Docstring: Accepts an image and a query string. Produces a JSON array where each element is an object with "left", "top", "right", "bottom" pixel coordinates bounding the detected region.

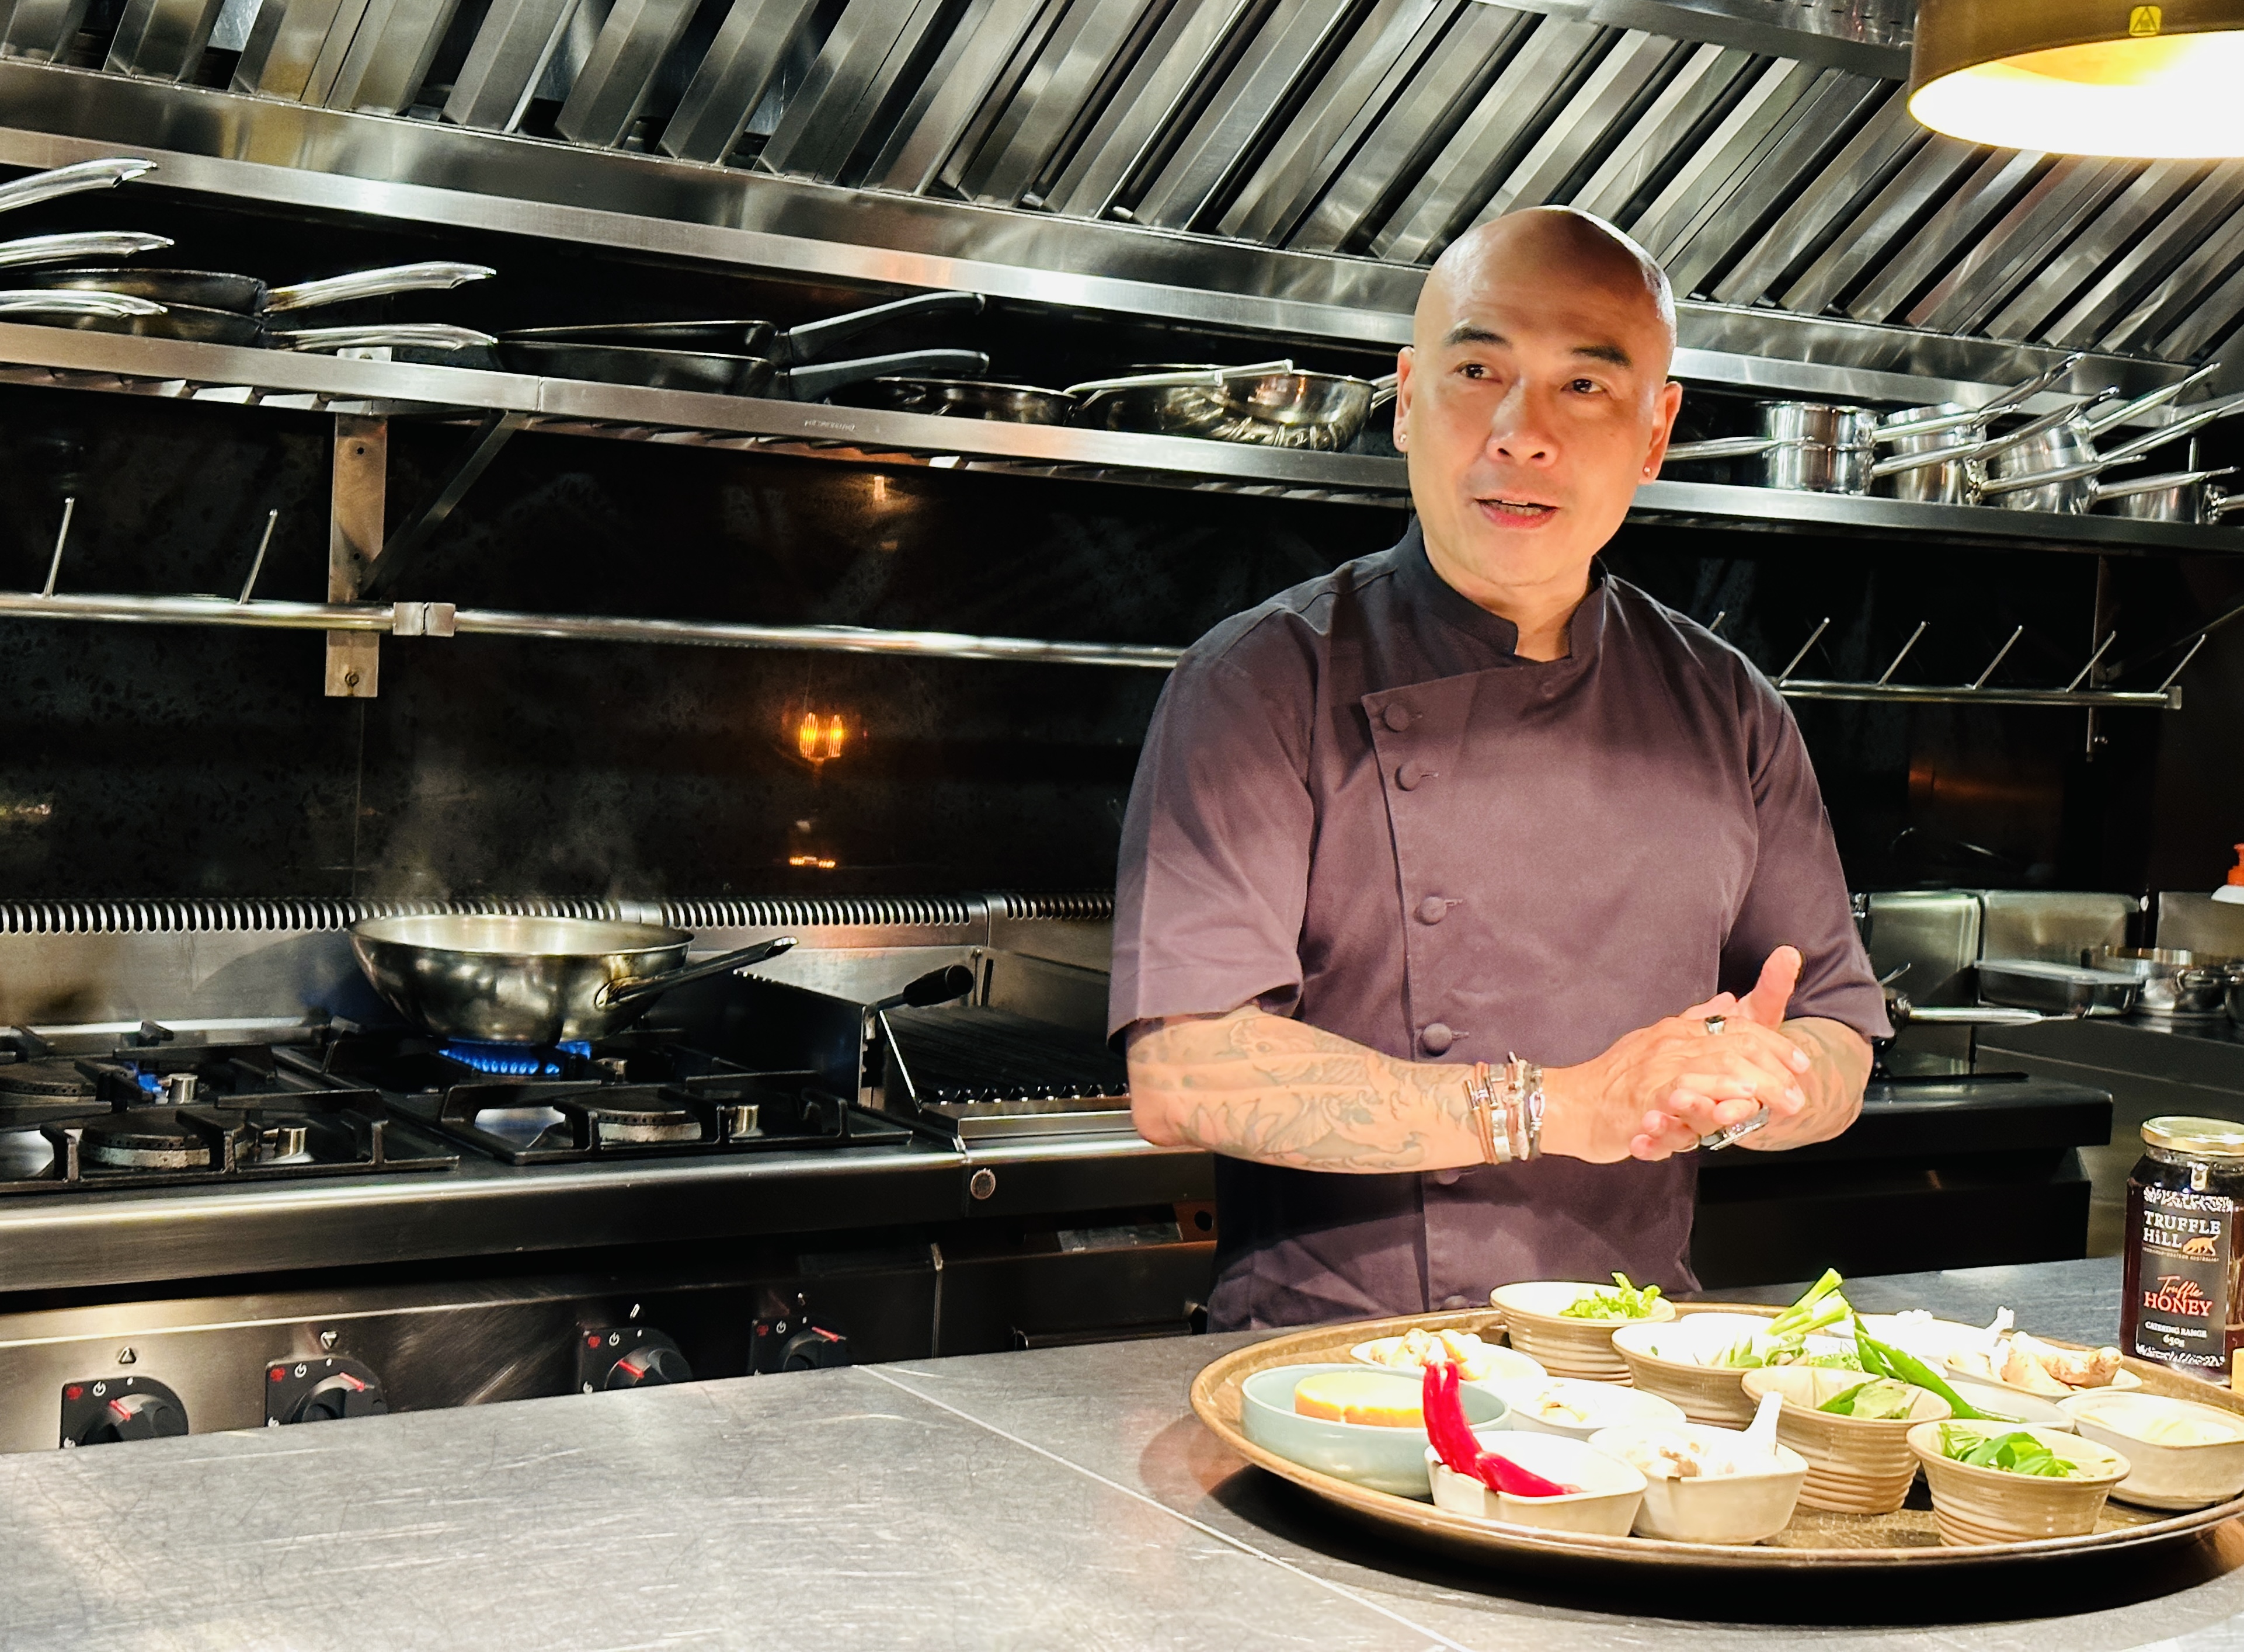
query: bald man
[{"left": 1108, "top": 209, "right": 1888, "bottom": 1329}]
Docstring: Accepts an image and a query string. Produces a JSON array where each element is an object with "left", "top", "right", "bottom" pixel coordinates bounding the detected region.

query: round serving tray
[{"left": 1189, "top": 1303, "right": 2244, "bottom": 1571}]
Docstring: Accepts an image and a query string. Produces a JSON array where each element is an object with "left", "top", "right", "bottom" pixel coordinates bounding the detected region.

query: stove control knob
[
  {"left": 61, "top": 1376, "right": 189, "bottom": 1447},
  {"left": 292, "top": 1371, "right": 388, "bottom": 1423},
  {"left": 604, "top": 1345, "right": 692, "bottom": 1389}
]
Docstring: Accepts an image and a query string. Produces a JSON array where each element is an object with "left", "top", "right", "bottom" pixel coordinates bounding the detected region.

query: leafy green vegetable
[
  {"left": 1766, "top": 1269, "right": 1854, "bottom": 1339},
  {"left": 1852, "top": 1316, "right": 1992, "bottom": 1422},
  {"left": 1817, "top": 1377, "right": 1915, "bottom": 1419},
  {"left": 1937, "top": 1425, "right": 2081, "bottom": 1478},
  {"left": 1558, "top": 1272, "right": 1665, "bottom": 1321}
]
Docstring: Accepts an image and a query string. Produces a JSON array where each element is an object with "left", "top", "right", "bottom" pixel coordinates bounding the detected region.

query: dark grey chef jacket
[{"left": 1109, "top": 523, "right": 1889, "bottom": 1331}]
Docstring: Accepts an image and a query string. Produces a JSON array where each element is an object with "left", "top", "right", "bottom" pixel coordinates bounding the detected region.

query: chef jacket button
[
  {"left": 1396, "top": 760, "right": 1428, "bottom": 790},
  {"left": 1382, "top": 704, "right": 1413, "bottom": 732},
  {"left": 1416, "top": 895, "right": 1448, "bottom": 925},
  {"left": 1420, "top": 1022, "right": 1453, "bottom": 1055},
  {"left": 1439, "top": 1295, "right": 1471, "bottom": 1309},
  {"left": 1432, "top": 1170, "right": 1462, "bottom": 1188}
]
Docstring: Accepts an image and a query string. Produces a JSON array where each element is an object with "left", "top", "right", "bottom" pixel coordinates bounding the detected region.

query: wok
[
  {"left": 349, "top": 914, "right": 799, "bottom": 1044},
  {"left": 1066, "top": 361, "right": 1400, "bottom": 450},
  {"left": 16, "top": 259, "right": 494, "bottom": 316},
  {"left": 503, "top": 290, "right": 984, "bottom": 366},
  {"left": 499, "top": 340, "right": 989, "bottom": 400},
  {"left": 829, "top": 375, "right": 1080, "bottom": 424}
]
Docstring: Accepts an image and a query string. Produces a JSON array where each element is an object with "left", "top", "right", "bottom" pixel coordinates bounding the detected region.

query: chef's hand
[{"left": 1540, "top": 948, "right": 1812, "bottom": 1164}]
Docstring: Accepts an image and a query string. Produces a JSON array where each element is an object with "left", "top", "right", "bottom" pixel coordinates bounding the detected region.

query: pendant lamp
[{"left": 1909, "top": 1, "right": 2244, "bottom": 157}]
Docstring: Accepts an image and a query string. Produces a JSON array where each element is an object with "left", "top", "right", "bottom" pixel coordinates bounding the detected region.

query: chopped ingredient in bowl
[
  {"left": 1936, "top": 1425, "right": 2084, "bottom": 1477},
  {"left": 1363, "top": 1327, "right": 1506, "bottom": 1383},
  {"left": 1422, "top": 1361, "right": 1579, "bottom": 1497},
  {"left": 1815, "top": 1377, "right": 1917, "bottom": 1420},
  {"left": 1295, "top": 1370, "right": 1422, "bottom": 1427},
  {"left": 2075, "top": 1403, "right": 2244, "bottom": 1446},
  {"left": 1518, "top": 1385, "right": 1598, "bottom": 1426},
  {"left": 1953, "top": 1333, "right": 2123, "bottom": 1395},
  {"left": 1557, "top": 1272, "right": 1665, "bottom": 1320},
  {"left": 1713, "top": 1269, "right": 1859, "bottom": 1368},
  {"left": 1605, "top": 1430, "right": 1765, "bottom": 1480}
]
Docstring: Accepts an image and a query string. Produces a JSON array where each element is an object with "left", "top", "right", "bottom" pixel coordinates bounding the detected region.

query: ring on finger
[{"left": 1703, "top": 1014, "right": 1727, "bottom": 1035}]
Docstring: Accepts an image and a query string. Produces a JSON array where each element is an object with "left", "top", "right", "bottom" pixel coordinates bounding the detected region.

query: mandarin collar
[{"left": 1392, "top": 520, "right": 1609, "bottom": 666}]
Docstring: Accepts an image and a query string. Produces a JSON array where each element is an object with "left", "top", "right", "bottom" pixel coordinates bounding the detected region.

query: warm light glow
[
  {"left": 787, "top": 855, "right": 839, "bottom": 870},
  {"left": 1911, "top": 31, "right": 2244, "bottom": 156},
  {"left": 795, "top": 711, "right": 822, "bottom": 762},
  {"left": 824, "top": 715, "right": 846, "bottom": 760}
]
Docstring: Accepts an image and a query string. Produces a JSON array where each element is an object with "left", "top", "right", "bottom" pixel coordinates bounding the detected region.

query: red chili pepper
[{"left": 1420, "top": 1361, "right": 1577, "bottom": 1499}]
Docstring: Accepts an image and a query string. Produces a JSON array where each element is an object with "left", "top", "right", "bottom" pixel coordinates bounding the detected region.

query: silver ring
[
  {"left": 1703, "top": 1014, "right": 1727, "bottom": 1035},
  {"left": 1700, "top": 1104, "right": 1771, "bottom": 1152}
]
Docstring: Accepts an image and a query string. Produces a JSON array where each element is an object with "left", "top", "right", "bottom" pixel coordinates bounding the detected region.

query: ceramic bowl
[
  {"left": 1908, "top": 1421, "right": 2131, "bottom": 1544},
  {"left": 1349, "top": 1334, "right": 1546, "bottom": 1387},
  {"left": 1425, "top": 1432, "right": 1648, "bottom": 1535},
  {"left": 1741, "top": 1366, "right": 1952, "bottom": 1514},
  {"left": 1586, "top": 1422, "right": 1809, "bottom": 1544},
  {"left": 1856, "top": 1314, "right": 1993, "bottom": 1368},
  {"left": 1611, "top": 1315, "right": 1846, "bottom": 1425},
  {"left": 1489, "top": 1281, "right": 1678, "bottom": 1380},
  {"left": 2059, "top": 1390, "right": 2244, "bottom": 1510},
  {"left": 1947, "top": 1377, "right": 2075, "bottom": 1434},
  {"left": 1945, "top": 1345, "right": 2142, "bottom": 1399},
  {"left": 1491, "top": 1375, "right": 1685, "bottom": 1443},
  {"left": 1239, "top": 1364, "right": 1507, "bottom": 1499}
]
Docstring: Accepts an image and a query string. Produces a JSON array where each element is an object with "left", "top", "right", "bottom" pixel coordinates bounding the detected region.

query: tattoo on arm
[
  {"left": 1742, "top": 1015, "right": 1871, "bottom": 1149},
  {"left": 1126, "top": 1008, "right": 1483, "bottom": 1173}
]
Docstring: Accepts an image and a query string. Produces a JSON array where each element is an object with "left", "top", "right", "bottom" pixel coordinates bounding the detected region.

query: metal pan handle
[
  {"left": 2094, "top": 465, "right": 2238, "bottom": 502},
  {"left": 779, "top": 290, "right": 984, "bottom": 366},
  {"left": 1976, "top": 457, "right": 2108, "bottom": 498},
  {"left": 1063, "top": 360, "right": 1295, "bottom": 396},
  {"left": 0, "top": 231, "right": 172, "bottom": 269},
  {"left": 0, "top": 158, "right": 156, "bottom": 215},
  {"left": 274, "top": 324, "right": 497, "bottom": 352},
  {"left": 1369, "top": 371, "right": 1400, "bottom": 410},
  {"left": 262, "top": 262, "right": 497, "bottom": 314},
  {"left": 1661, "top": 435, "right": 1784, "bottom": 464},
  {"left": 0, "top": 289, "right": 164, "bottom": 317},
  {"left": 2079, "top": 360, "right": 2222, "bottom": 441},
  {"left": 2097, "top": 392, "right": 2244, "bottom": 467},
  {"left": 597, "top": 934, "right": 798, "bottom": 1009},
  {"left": 790, "top": 348, "right": 988, "bottom": 402}
]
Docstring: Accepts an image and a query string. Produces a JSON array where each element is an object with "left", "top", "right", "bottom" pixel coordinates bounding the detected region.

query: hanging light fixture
[{"left": 1910, "top": 1, "right": 2244, "bottom": 157}]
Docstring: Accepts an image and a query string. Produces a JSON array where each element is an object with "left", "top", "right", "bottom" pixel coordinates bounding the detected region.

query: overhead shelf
[{"left": 0, "top": 322, "right": 2238, "bottom": 555}]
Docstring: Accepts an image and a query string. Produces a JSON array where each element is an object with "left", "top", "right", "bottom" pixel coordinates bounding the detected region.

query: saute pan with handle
[
  {"left": 16, "top": 259, "right": 494, "bottom": 318},
  {"left": 349, "top": 914, "right": 800, "bottom": 1044},
  {"left": 501, "top": 289, "right": 983, "bottom": 366},
  {"left": 500, "top": 340, "right": 990, "bottom": 400}
]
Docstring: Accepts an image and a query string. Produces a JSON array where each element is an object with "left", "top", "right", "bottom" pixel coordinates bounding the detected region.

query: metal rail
[{"left": 0, "top": 585, "right": 2187, "bottom": 706}]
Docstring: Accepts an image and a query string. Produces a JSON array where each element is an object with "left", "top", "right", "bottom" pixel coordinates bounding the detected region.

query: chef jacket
[{"left": 1109, "top": 523, "right": 1889, "bottom": 1331}]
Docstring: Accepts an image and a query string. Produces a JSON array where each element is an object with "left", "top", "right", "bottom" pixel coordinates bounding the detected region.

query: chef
[{"left": 1109, "top": 207, "right": 1890, "bottom": 1330}]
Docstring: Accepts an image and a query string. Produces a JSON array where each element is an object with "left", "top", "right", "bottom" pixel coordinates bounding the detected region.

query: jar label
[{"left": 2134, "top": 1185, "right": 2234, "bottom": 1371}]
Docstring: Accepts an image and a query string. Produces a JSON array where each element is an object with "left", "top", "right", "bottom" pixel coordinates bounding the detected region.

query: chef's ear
[
  {"left": 1641, "top": 378, "right": 1683, "bottom": 478},
  {"left": 1393, "top": 346, "right": 1414, "bottom": 451}
]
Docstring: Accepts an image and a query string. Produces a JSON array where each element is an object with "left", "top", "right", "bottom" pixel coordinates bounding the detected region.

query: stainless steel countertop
[
  {"left": 0, "top": 1129, "right": 1215, "bottom": 1294},
  {"left": 0, "top": 1255, "right": 2237, "bottom": 1648}
]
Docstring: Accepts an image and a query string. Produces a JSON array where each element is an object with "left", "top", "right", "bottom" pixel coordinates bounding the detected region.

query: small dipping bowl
[
  {"left": 2059, "top": 1390, "right": 2244, "bottom": 1510},
  {"left": 1493, "top": 1375, "right": 1686, "bottom": 1443},
  {"left": 1741, "top": 1366, "right": 1951, "bottom": 1514},
  {"left": 1350, "top": 1334, "right": 1545, "bottom": 1387},
  {"left": 1587, "top": 1422, "right": 1809, "bottom": 1544},
  {"left": 1490, "top": 1280, "right": 1678, "bottom": 1381},
  {"left": 1425, "top": 1432, "right": 1648, "bottom": 1536},
  {"left": 1908, "top": 1420, "right": 2130, "bottom": 1543},
  {"left": 1240, "top": 1363, "right": 1507, "bottom": 1499}
]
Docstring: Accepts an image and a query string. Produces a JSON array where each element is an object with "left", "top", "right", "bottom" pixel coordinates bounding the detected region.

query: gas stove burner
[
  {"left": 78, "top": 1111, "right": 213, "bottom": 1170},
  {"left": 582, "top": 1100, "right": 701, "bottom": 1145},
  {"left": 439, "top": 1040, "right": 593, "bottom": 1077},
  {"left": 0, "top": 1059, "right": 95, "bottom": 1098}
]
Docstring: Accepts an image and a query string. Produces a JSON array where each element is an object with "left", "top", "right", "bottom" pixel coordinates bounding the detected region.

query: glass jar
[{"left": 2123, "top": 1115, "right": 2244, "bottom": 1379}]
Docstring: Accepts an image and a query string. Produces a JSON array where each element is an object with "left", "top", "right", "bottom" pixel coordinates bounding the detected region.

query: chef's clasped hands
[{"left": 1539, "top": 945, "right": 1815, "bottom": 1165}]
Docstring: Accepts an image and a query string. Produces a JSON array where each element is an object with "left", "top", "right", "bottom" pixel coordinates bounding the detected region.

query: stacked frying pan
[{"left": 0, "top": 156, "right": 497, "bottom": 356}]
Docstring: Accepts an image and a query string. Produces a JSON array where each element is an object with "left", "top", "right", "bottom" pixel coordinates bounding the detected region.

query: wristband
[{"left": 1462, "top": 1062, "right": 1511, "bottom": 1164}]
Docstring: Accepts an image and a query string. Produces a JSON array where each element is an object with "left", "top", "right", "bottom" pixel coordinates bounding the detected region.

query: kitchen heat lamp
[{"left": 1909, "top": 1, "right": 2244, "bottom": 157}]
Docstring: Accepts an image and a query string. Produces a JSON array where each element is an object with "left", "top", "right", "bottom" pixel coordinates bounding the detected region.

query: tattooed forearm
[
  {"left": 1737, "top": 1016, "right": 1870, "bottom": 1149},
  {"left": 1126, "top": 1007, "right": 1484, "bottom": 1173}
]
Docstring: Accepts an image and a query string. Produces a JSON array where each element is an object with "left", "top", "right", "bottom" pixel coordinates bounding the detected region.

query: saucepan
[
  {"left": 349, "top": 914, "right": 800, "bottom": 1044},
  {"left": 2090, "top": 946, "right": 2233, "bottom": 1018},
  {"left": 2104, "top": 467, "right": 2244, "bottom": 524},
  {"left": 1066, "top": 361, "right": 1400, "bottom": 450},
  {"left": 1661, "top": 394, "right": 2097, "bottom": 495},
  {"left": 1984, "top": 373, "right": 2244, "bottom": 514}
]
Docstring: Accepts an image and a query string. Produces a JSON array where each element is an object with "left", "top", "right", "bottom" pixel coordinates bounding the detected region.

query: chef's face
[{"left": 1395, "top": 210, "right": 1682, "bottom": 601}]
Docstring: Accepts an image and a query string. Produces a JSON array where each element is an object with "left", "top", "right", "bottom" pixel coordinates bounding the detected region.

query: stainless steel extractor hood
[{"left": 0, "top": 0, "right": 2234, "bottom": 389}]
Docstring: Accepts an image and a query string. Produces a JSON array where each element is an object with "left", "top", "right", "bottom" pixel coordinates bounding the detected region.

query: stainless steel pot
[
  {"left": 1662, "top": 402, "right": 2020, "bottom": 495},
  {"left": 2103, "top": 466, "right": 2244, "bottom": 524},
  {"left": 1066, "top": 361, "right": 1400, "bottom": 451},
  {"left": 2094, "top": 945, "right": 2233, "bottom": 1018},
  {"left": 1987, "top": 370, "right": 2244, "bottom": 513},
  {"left": 348, "top": 914, "right": 798, "bottom": 1044}
]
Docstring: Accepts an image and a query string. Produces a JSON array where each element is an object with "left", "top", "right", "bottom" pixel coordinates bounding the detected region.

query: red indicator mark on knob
[
  {"left": 64, "top": 1385, "right": 81, "bottom": 1401},
  {"left": 269, "top": 1367, "right": 285, "bottom": 1382}
]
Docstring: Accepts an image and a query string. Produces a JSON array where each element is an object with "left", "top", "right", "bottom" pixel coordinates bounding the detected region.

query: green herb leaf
[
  {"left": 1937, "top": 1425, "right": 2080, "bottom": 1477},
  {"left": 1557, "top": 1272, "right": 1665, "bottom": 1320},
  {"left": 1818, "top": 1377, "right": 1912, "bottom": 1419},
  {"left": 1853, "top": 1316, "right": 1988, "bottom": 1421}
]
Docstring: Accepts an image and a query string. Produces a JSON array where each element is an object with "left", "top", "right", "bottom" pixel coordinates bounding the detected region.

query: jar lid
[{"left": 2143, "top": 1116, "right": 2244, "bottom": 1157}]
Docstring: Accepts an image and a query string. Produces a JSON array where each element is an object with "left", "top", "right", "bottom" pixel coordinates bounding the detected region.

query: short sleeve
[
  {"left": 1108, "top": 636, "right": 1317, "bottom": 1039},
  {"left": 1718, "top": 683, "right": 1893, "bottom": 1041}
]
